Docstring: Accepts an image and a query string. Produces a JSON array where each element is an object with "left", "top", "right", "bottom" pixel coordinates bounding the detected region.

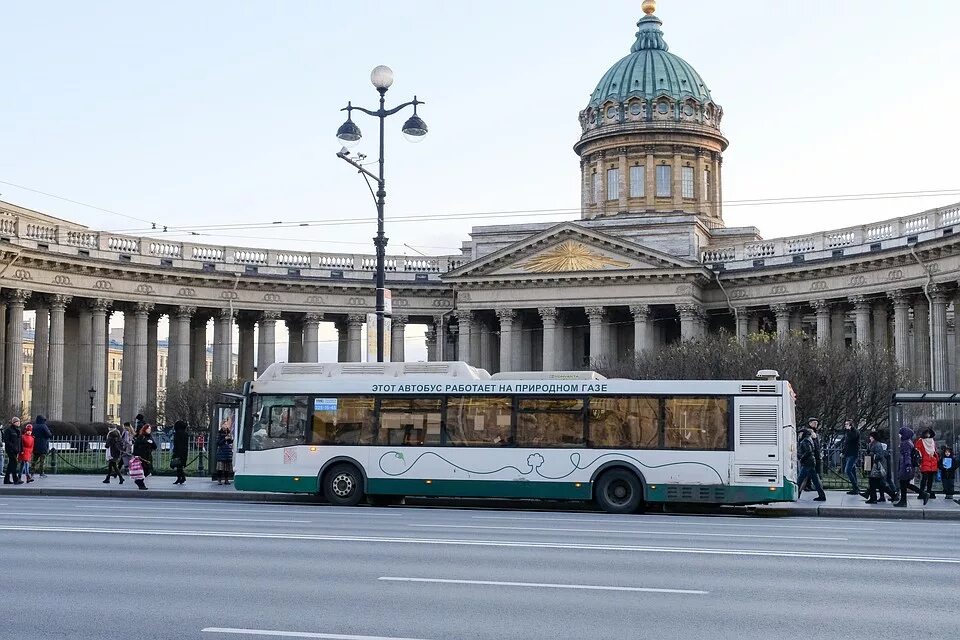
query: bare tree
[{"left": 159, "top": 379, "right": 243, "bottom": 430}]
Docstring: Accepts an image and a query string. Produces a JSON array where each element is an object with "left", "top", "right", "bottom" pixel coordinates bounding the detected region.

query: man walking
[
  {"left": 31, "top": 415, "right": 52, "bottom": 478},
  {"left": 841, "top": 419, "right": 861, "bottom": 495},
  {"left": 2, "top": 416, "right": 24, "bottom": 484},
  {"left": 798, "top": 425, "right": 827, "bottom": 501}
]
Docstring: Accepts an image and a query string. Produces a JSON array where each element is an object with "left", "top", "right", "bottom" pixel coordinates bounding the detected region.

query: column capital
[
  {"left": 770, "top": 303, "right": 790, "bottom": 316},
  {"left": 929, "top": 283, "right": 948, "bottom": 304},
  {"left": 887, "top": 290, "right": 911, "bottom": 307},
  {"left": 347, "top": 314, "right": 365, "bottom": 326},
  {"left": 133, "top": 301, "right": 153, "bottom": 315},
  {"left": 629, "top": 303, "right": 650, "bottom": 319},
  {"left": 392, "top": 314, "right": 408, "bottom": 328},
  {"left": 219, "top": 307, "right": 236, "bottom": 320},
  {"left": 585, "top": 306, "right": 605, "bottom": 320},
  {"left": 304, "top": 312, "right": 323, "bottom": 323},
  {"left": 538, "top": 307, "right": 558, "bottom": 322},
  {"left": 89, "top": 298, "right": 113, "bottom": 313},
  {"left": 811, "top": 299, "right": 830, "bottom": 313},
  {"left": 676, "top": 303, "right": 703, "bottom": 319},
  {"left": 261, "top": 310, "right": 281, "bottom": 322},
  {"left": 495, "top": 308, "right": 516, "bottom": 323},
  {"left": 848, "top": 295, "right": 871, "bottom": 310},
  {"left": 176, "top": 305, "right": 197, "bottom": 319},
  {"left": 4, "top": 289, "right": 32, "bottom": 306},
  {"left": 424, "top": 327, "right": 437, "bottom": 344},
  {"left": 48, "top": 294, "right": 72, "bottom": 310},
  {"left": 454, "top": 309, "right": 474, "bottom": 323}
]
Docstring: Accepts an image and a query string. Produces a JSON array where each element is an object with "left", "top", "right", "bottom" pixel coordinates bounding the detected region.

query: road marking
[
  {"left": 2, "top": 524, "right": 958, "bottom": 564},
  {"left": 470, "top": 515, "right": 876, "bottom": 531},
  {"left": 378, "top": 576, "right": 708, "bottom": 594},
  {"left": 0, "top": 511, "right": 309, "bottom": 523},
  {"left": 408, "top": 524, "right": 846, "bottom": 541},
  {"left": 202, "top": 628, "right": 432, "bottom": 640}
]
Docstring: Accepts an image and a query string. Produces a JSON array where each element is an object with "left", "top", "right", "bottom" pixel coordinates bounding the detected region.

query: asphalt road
[{"left": 1, "top": 496, "right": 956, "bottom": 640}]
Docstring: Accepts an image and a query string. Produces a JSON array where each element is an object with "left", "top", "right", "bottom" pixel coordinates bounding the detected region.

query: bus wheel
[
  {"left": 595, "top": 468, "right": 643, "bottom": 514},
  {"left": 323, "top": 464, "right": 364, "bottom": 506}
]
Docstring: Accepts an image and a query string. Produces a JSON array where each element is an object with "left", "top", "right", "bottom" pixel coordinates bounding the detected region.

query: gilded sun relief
[{"left": 519, "top": 240, "right": 631, "bottom": 273}]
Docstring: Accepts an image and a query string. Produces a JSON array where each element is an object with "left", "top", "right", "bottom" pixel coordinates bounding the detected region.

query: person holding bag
[
  {"left": 129, "top": 455, "right": 147, "bottom": 490},
  {"left": 103, "top": 425, "right": 124, "bottom": 485},
  {"left": 864, "top": 432, "right": 896, "bottom": 503},
  {"left": 171, "top": 420, "right": 188, "bottom": 485}
]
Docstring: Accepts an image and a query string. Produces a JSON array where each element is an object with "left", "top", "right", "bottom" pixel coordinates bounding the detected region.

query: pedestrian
[
  {"left": 103, "top": 425, "right": 124, "bottom": 485},
  {"left": 797, "top": 427, "right": 827, "bottom": 501},
  {"left": 2, "top": 417, "right": 23, "bottom": 484},
  {"left": 939, "top": 446, "right": 956, "bottom": 499},
  {"left": 797, "top": 418, "right": 824, "bottom": 495},
  {"left": 135, "top": 414, "right": 145, "bottom": 432},
  {"left": 19, "top": 424, "right": 34, "bottom": 483},
  {"left": 864, "top": 431, "right": 896, "bottom": 503},
  {"left": 915, "top": 428, "right": 939, "bottom": 505},
  {"left": 31, "top": 415, "right": 52, "bottom": 478},
  {"left": 840, "top": 419, "right": 861, "bottom": 495},
  {"left": 171, "top": 420, "right": 188, "bottom": 485},
  {"left": 133, "top": 424, "right": 157, "bottom": 478},
  {"left": 215, "top": 425, "right": 234, "bottom": 485},
  {"left": 894, "top": 427, "right": 917, "bottom": 507},
  {"left": 128, "top": 455, "right": 147, "bottom": 490},
  {"left": 120, "top": 422, "right": 134, "bottom": 471}
]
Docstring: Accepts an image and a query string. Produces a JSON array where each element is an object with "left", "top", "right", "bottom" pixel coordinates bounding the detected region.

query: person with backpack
[
  {"left": 215, "top": 425, "right": 234, "bottom": 485},
  {"left": 864, "top": 431, "right": 897, "bottom": 503},
  {"left": 31, "top": 415, "right": 52, "bottom": 478},
  {"left": 915, "top": 428, "right": 939, "bottom": 504},
  {"left": 103, "top": 426, "right": 124, "bottom": 485},
  {"left": 840, "top": 419, "right": 861, "bottom": 495},
  {"left": 894, "top": 427, "right": 918, "bottom": 507},
  {"left": 939, "top": 446, "right": 956, "bottom": 500},
  {"left": 797, "top": 428, "right": 826, "bottom": 501},
  {"left": 18, "top": 424, "right": 34, "bottom": 483},
  {"left": 171, "top": 420, "right": 188, "bottom": 485},
  {"left": 3, "top": 416, "right": 23, "bottom": 484}
]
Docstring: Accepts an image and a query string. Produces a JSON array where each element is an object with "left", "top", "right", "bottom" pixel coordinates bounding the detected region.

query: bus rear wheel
[
  {"left": 595, "top": 468, "right": 643, "bottom": 514},
  {"left": 323, "top": 464, "right": 364, "bottom": 506}
]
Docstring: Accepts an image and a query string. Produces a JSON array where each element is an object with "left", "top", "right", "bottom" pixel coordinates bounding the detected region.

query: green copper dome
[{"left": 588, "top": 13, "right": 715, "bottom": 108}]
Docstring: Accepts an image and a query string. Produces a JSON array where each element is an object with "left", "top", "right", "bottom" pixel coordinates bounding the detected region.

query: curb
[{"left": 0, "top": 487, "right": 320, "bottom": 504}]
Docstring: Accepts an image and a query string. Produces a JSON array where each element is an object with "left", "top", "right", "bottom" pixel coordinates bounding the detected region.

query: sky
[{"left": 3, "top": 0, "right": 959, "bottom": 361}]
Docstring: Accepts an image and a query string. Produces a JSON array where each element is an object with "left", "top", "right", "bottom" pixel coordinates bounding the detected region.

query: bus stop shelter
[{"left": 889, "top": 392, "right": 960, "bottom": 485}]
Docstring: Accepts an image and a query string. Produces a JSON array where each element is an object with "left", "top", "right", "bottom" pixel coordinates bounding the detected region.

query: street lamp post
[
  {"left": 88, "top": 387, "right": 96, "bottom": 423},
  {"left": 336, "top": 65, "right": 428, "bottom": 362}
]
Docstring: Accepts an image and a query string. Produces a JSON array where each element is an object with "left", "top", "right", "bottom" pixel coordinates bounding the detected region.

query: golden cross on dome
[{"left": 642, "top": 0, "right": 657, "bottom": 15}]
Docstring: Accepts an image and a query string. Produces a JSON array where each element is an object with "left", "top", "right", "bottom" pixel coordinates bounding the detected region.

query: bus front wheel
[
  {"left": 595, "top": 468, "right": 643, "bottom": 514},
  {"left": 323, "top": 464, "right": 364, "bottom": 506}
]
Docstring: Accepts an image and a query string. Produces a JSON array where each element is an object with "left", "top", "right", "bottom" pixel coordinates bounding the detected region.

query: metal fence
[{"left": 39, "top": 434, "right": 211, "bottom": 476}]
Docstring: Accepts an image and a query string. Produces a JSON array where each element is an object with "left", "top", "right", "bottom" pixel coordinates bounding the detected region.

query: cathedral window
[
  {"left": 629, "top": 165, "right": 644, "bottom": 197},
  {"left": 682, "top": 166, "right": 694, "bottom": 198},
  {"left": 606, "top": 168, "right": 619, "bottom": 200},
  {"left": 655, "top": 165, "right": 671, "bottom": 197}
]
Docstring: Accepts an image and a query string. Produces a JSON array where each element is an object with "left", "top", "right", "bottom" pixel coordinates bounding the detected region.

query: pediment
[{"left": 444, "top": 222, "right": 696, "bottom": 280}]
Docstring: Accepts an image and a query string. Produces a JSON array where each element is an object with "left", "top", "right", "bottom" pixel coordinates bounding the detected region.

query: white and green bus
[{"left": 233, "top": 362, "right": 798, "bottom": 513}]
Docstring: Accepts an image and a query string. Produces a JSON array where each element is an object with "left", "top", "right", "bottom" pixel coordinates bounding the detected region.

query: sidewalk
[{"left": 1, "top": 474, "right": 958, "bottom": 519}]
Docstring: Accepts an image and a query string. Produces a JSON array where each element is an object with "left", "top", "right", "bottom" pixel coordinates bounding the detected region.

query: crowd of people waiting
[
  {"left": 797, "top": 416, "right": 957, "bottom": 507},
  {"left": 2, "top": 413, "right": 235, "bottom": 490}
]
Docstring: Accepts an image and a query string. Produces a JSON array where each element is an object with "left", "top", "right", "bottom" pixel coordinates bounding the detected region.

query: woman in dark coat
[
  {"left": 215, "top": 425, "right": 234, "bottom": 485},
  {"left": 31, "top": 415, "right": 52, "bottom": 478},
  {"left": 132, "top": 424, "right": 157, "bottom": 478},
  {"left": 171, "top": 421, "right": 189, "bottom": 485},
  {"left": 894, "top": 427, "right": 915, "bottom": 507}
]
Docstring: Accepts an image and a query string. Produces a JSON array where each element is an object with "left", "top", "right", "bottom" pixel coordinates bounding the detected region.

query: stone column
[
  {"left": 629, "top": 304, "right": 650, "bottom": 354},
  {"left": 678, "top": 304, "right": 702, "bottom": 342},
  {"left": 736, "top": 309, "right": 749, "bottom": 345},
  {"left": 671, "top": 146, "right": 683, "bottom": 207},
  {"left": 811, "top": 300, "right": 830, "bottom": 347},
  {"left": 455, "top": 310, "right": 473, "bottom": 364},
  {"left": 120, "top": 310, "right": 134, "bottom": 421},
  {"left": 173, "top": 307, "right": 194, "bottom": 383},
  {"left": 772, "top": 304, "right": 790, "bottom": 340},
  {"left": 90, "top": 299, "right": 110, "bottom": 422},
  {"left": 257, "top": 310, "right": 279, "bottom": 373},
  {"left": 336, "top": 319, "right": 348, "bottom": 362},
  {"left": 0, "top": 302, "right": 7, "bottom": 405},
  {"left": 346, "top": 314, "right": 364, "bottom": 362},
  {"left": 831, "top": 306, "right": 846, "bottom": 348},
  {"left": 585, "top": 307, "right": 606, "bottom": 363},
  {"left": 237, "top": 314, "right": 256, "bottom": 379},
  {"left": 303, "top": 313, "right": 321, "bottom": 363},
  {"left": 214, "top": 309, "right": 235, "bottom": 379},
  {"left": 75, "top": 305, "right": 93, "bottom": 421},
  {"left": 286, "top": 316, "right": 303, "bottom": 363},
  {"left": 130, "top": 302, "right": 152, "bottom": 419},
  {"left": 712, "top": 154, "right": 722, "bottom": 219},
  {"left": 146, "top": 313, "right": 159, "bottom": 408},
  {"left": 888, "top": 291, "right": 911, "bottom": 369},
  {"left": 434, "top": 316, "right": 448, "bottom": 361},
  {"left": 850, "top": 296, "right": 872, "bottom": 346},
  {"left": 166, "top": 312, "right": 180, "bottom": 390},
  {"left": 46, "top": 295, "right": 71, "bottom": 420},
  {"left": 4, "top": 290, "right": 29, "bottom": 414},
  {"left": 448, "top": 323, "right": 460, "bottom": 362},
  {"left": 644, "top": 146, "right": 655, "bottom": 209},
  {"left": 873, "top": 300, "right": 890, "bottom": 351},
  {"left": 425, "top": 326, "right": 437, "bottom": 362},
  {"left": 789, "top": 310, "right": 803, "bottom": 334},
  {"left": 694, "top": 149, "right": 705, "bottom": 214},
  {"left": 32, "top": 305, "right": 50, "bottom": 418},
  {"left": 479, "top": 322, "right": 493, "bottom": 371},
  {"left": 913, "top": 296, "right": 931, "bottom": 386},
  {"left": 539, "top": 307, "right": 558, "bottom": 371},
  {"left": 930, "top": 286, "right": 948, "bottom": 391},
  {"left": 496, "top": 309, "right": 516, "bottom": 373},
  {"left": 391, "top": 315, "right": 407, "bottom": 363},
  {"left": 190, "top": 315, "right": 208, "bottom": 382},
  {"left": 617, "top": 152, "right": 628, "bottom": 212}
]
